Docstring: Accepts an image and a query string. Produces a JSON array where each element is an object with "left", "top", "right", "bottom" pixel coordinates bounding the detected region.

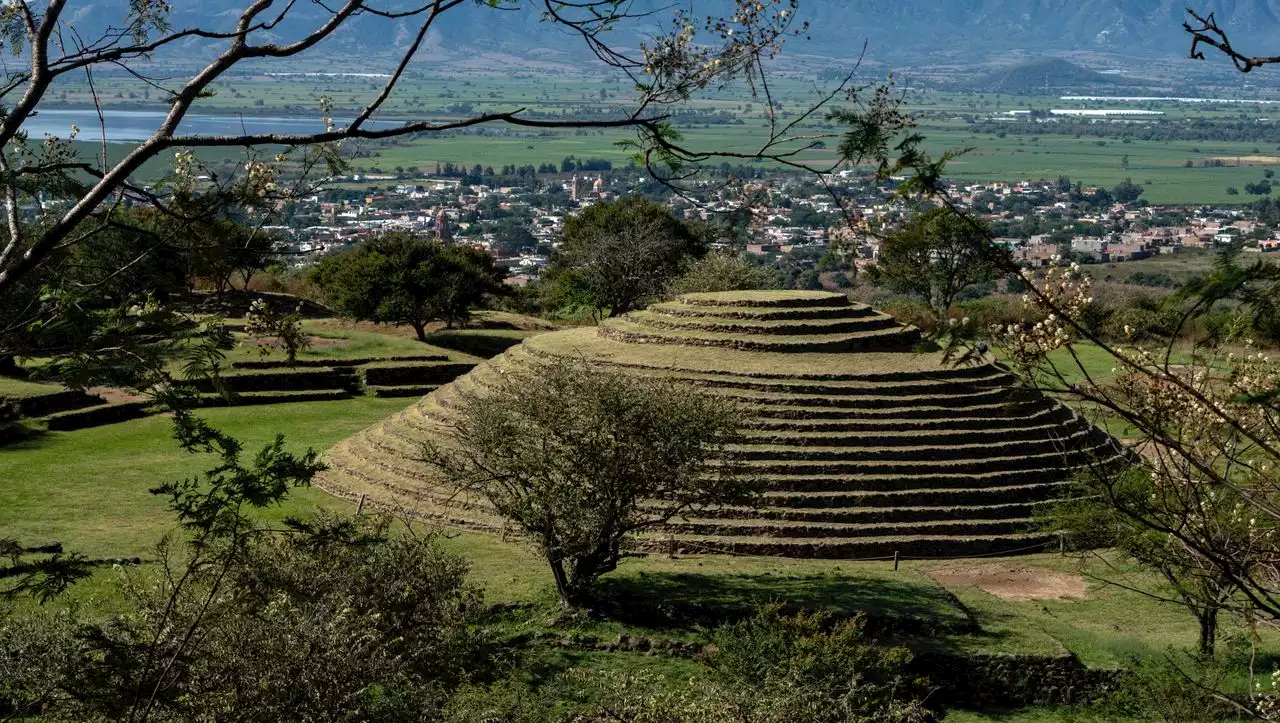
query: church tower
[{"left": 433, "top": 207, "right": 453, "bottom": 244}]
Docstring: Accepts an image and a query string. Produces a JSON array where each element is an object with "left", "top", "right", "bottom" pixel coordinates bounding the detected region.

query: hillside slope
[{"left": 60, "top": 0, "right": 1280, "bottom": 64}]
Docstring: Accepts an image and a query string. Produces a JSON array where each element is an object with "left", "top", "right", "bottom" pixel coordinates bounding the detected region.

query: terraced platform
[{"left": 318, "top": 291, "right": 1123, "bottom": 559}]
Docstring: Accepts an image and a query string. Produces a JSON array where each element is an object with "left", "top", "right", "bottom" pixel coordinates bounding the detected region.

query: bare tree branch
[{"left": 1185, "top": 8, "right": 1280, "bottom": 73}]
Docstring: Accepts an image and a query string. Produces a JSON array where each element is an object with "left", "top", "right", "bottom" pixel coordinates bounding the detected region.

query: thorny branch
[{"left": 1185, "top": 8, "right": 1280, "bottom": 73}]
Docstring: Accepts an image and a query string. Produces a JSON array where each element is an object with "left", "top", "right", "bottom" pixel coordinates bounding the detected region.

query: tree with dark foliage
[
  {"left": 310, "top": 234, "right": 505, "bottom": 341},
  {"left": 547, "top": 195, "right": 708, "bottom": 316}
]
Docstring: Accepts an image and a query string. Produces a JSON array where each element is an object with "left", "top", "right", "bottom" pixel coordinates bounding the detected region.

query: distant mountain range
[{"left": 65, "top": 1, "right": 1280, "bottom": 66}]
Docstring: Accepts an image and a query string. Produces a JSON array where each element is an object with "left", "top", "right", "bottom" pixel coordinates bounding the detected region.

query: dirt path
[{"left": 925, "top": 563, "right": 1088, "bottom": 601}]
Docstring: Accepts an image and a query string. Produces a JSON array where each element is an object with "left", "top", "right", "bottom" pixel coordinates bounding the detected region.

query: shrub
[
  {"left": 955, "top": 296, "right": 1025, "bottom": 332},
  {"left": 0, "top": 516, "right": 490, "bottom": 722},
  {"left": 665, "top": 253, "right": 777, "bottom": 297},
  {"left": 1083, "top": 651, "right": 1242, "bottom": 721},
  {"left": 705, "top": 606, "right": 939, "bottom": 723},
  {"left": 444, "top": 608, "right": 938, "bottom": 723}
]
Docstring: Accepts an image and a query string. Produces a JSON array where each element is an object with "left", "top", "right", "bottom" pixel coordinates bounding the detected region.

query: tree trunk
[
  {"left": 930, "top": 287, "right": 949, "bottom": 330},
  {"left": 548, "top": 556, "right": 576, "bottom": 609},
  {"left": 411, "top": 322, "right": 427, "bottom": 342},
  {"left": 1197, "top": 607, "right": 1218, "bottom": 657}
]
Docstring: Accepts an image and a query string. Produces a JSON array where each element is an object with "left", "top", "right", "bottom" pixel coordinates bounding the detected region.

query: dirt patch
[
  {"left": 925, "top": 564, "right": 1087, "bottom": 601},
  {"left": 87, "top": 386, "right": 148, "bottom": 404},
  {"left": 1212, "top": 155, "right": 1280, "bottom": 164},
  {"left": 248, "top": 335, "right": 350, "bottom": 349}
]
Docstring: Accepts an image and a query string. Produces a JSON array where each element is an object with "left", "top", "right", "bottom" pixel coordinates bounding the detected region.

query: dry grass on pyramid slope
[{"left": 317, "top": 291, "right": 1123, "bottom": 559}]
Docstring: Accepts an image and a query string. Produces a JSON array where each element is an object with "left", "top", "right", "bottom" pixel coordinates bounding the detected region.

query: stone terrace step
[
  {"left": 710, "top": 385, "right": 1038, "bottom": 410},
  {"left": 759, "top": 482, "right": 1075, "bottom": 508},
  {"left": 662, "top": 516, "right": 1034, "bottom": 539},
  {"left": 491, "top": 344, "right": 1016, "bottom": 395},
  {"left": 728, "top": 430, "right": 1096, "bottom": 462},
  {"left": 658, "top": 372, "right": 1017, "bottom": 398},
  {"left": 496, "top": 350, "right": 1018, "bottom": 396},
  {"left": 12, "top": 389, "right": 104, "bottom": 417},
  {"left": 521, "top": 336, "right": 1007, "bottom": 383},
  {"left": 366, "top": 384, "right": 441, "bottom": 398},
  {"left": 648, "top": 301, "right": 878, "bottom": 321},
  {"left": 747, "top": 467, "right": 1077, "bottom": 492},
  {"left": 195, "top": 389, "right": 353, "bottom": 407},
  {"left": 745, "top": 399, "right": 1056, "bottom": 420},
  {"left": 642, "top": 532, "right": 1056, "bottom": 559},
  {"left": 709, "top": 500, "right": 1040, "bottom": 525},
  {"left": 231, "top": 354, "right": 450, "bottom": 370},
  {"left": 678, "top": 290, "right": 851, "bottom": 308},
  {"left": 743, "top": 406, "right": 1072, "bottom": 432},
  {"left": 599, "top": 319, "right": 921, "bottom": 354},
  {"left": 738, "top": 448, "right": 1112, "bottom": 476},
  {"left": 624, "top": 310, "right": 902, "bottom": 337},
  {"left": 737, "top": 422, "right": 1086, "bottom": 447},
  {"left": 43, "top": 401, "right": 152, "bottom": 431}
]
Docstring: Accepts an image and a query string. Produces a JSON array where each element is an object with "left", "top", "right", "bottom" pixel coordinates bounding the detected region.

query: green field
[{"left": 44, "top": 70, "right": 1280, "bottom": 204}]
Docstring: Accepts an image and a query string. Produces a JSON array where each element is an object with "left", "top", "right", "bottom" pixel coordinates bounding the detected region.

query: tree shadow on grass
[
  {"left": 0, "top": 425, "right": 48, "bottom": 451},
  {"left": 424, "top": 330, "right": 526, "bottom": 359},
  {"left": 591, "top": 570, "right": 983, "bottom": 641}
]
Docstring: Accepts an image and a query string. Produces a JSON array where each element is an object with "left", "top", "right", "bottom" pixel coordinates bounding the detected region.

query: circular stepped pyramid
[{"left": 318, "top": 291, "right": 1122, "bottom": 559}]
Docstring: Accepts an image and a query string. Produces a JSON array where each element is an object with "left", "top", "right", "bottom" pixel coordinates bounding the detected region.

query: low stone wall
[
  {"left": 914, "top": 651, "right": 1126, "bottom": 707},
  {"left": 14, "top": 390, "right": 101, "bottom": 417},
  {"left": 44, "top": 400, "right": 151, "bottom": 431},
  {"left": 187, "top": 368, "right": 357, "bottom": 393},
  {"left": 359, "top": 363, "right": 475, "bottom": 386},
  {"left": 231, "top": 354, "right": 448, "bottom": 370}
]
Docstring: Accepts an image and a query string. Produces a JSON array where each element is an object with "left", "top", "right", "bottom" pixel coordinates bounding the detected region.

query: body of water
[{"left": 23, "top": 108, "right": 408, "bottom": 143}]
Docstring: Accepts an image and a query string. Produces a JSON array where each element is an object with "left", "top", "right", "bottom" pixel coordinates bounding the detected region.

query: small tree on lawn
[
  {"left": 311, "top": 234, "right": 503, "bottom": 341},
  {"left": 1052, "top": 466, "right": 1244, "bottom": 658},
  {"left": 421, "top": 358, "right": 749, "bottom": 608},
  {"left": 867, "top": 207, "right": 1006, "bottom": 327},
  {"left": 243, "top": 299, "right": 310, "bottom": 365},
  {"left": 1002, "top": 260, "right": 1274, "bottom": 660}
]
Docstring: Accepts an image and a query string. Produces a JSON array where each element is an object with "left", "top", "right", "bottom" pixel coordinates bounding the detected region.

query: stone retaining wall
[{"left": 914, "top": 651, "right": 1126, "bottom": 707}]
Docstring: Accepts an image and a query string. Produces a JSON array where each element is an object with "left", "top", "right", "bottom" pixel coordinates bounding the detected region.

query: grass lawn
[
  {"left": 4, "top": 396, "right": 1277, "bottom": 723},
  {"left": 0, "top": 395, "right": 1272, "bottom": 723},
  {"left": 0, "top": 397, "right": 410, "bottom": 556},
  {"left": 223, "top": 318, "right": 478, "bottom": 365},
  {"left": 3, "top": 397, "right": 1272, "bottom": 666},
  {"left": 0, "top": 376, "right": 65, "bottom": 398}
]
